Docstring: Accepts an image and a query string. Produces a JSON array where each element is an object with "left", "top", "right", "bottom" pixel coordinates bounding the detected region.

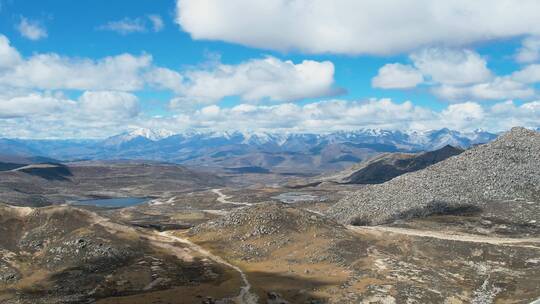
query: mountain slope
[
  {"left": 328, "top": 127, "right": 540, "bottom": 225},
  {"left": 187, "top": 201, "right": 540, "bottom": 303},
  {"left": 0, "top": 161, "right": 225, "bottom": 207},
  {"left": 345, "top": 145, "right": 463, "bottom": 184},
  {"left": 0, "top": 204, "right": 238, "bottom": 303},
  {"left": 311, "top": 145, "right": 463, "bottom": 185}
]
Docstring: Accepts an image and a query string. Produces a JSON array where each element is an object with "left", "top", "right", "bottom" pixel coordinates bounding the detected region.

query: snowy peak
[
  {"left": 103, "top": 128, "right": 175, "bottom": 146},
  {"left": 126, "top": 128, "right": 175, "bottom": 141}
]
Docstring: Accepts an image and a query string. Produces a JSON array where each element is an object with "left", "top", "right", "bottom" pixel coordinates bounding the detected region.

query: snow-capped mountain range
[
  {"left": 1, "top": 127, "right": 501, "bottom": 173},
  {"left": 104, "top": 128, "right": 496, "bottom": 151},
  {"left": 104, "top": 127, "right": 497, "bottom": 149}
]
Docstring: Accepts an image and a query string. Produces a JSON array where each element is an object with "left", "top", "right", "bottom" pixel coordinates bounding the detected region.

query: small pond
[{"left": 74, "top": 197, "right": 149, "bottom": 208}]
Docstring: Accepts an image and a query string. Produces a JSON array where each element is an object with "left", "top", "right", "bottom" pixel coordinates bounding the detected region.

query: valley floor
[{"left": 1, "top": 185, "right": 539, "bottom": 303}]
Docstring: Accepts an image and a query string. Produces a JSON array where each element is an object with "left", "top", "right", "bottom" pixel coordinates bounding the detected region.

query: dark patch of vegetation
[
  {"left": 396, "top": 201, "right": 483, "bottom": 221},
  {"left": 19, "top": 164, "right": 73, "bottom": 181},
  {"left": 226, "top": 166, "right": 270, "bottom": 174},
  {"left": 330, "top": 155, "right": 361, "bottom": 163}
]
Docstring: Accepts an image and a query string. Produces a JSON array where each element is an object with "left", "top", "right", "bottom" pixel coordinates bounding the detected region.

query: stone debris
[{"left": 328, "top": 127, "right": 540, "bottom": 225}]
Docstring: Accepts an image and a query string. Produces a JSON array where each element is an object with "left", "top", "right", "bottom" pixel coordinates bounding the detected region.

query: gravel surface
[{"left": 328, "top": 127, "right": 540, "bottom": 225}]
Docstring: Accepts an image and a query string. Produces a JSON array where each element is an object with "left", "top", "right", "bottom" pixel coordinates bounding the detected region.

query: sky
[{"left": 1, "top": 0, "right": 540, "bottom": 138}]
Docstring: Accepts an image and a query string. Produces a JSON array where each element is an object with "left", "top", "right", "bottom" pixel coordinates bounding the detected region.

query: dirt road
[{"left": 348, "top": 225, "right": 540, "bottom": 249}]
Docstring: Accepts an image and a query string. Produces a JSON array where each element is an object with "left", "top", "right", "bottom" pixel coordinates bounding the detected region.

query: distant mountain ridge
[
  {"left": 89, "top": 127, "right": 498, "bottom": 148},
  {"left": 297, "top": 145, "right": 464, "bottom": 186},
  {"left": 0, "top": 127, "right": 500, "bottom": 173}
]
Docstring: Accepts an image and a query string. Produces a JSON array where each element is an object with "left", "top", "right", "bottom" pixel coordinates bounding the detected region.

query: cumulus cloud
[
  {"left": 145, "top": 67, "right": 184, "bottom": 92},
  {"left": 176, "top": 0, "right": 540, "bottom": 55},
  {"left": 0, "top": 36, "right": 152, "bottom": 91},
  {"left": 374, "top": 48, "right": 537, "bottom": 102},
  {"left": 516, "top": 36, "right": 540, "bottom": 63},
  {"left": 0, "top": 91, "right": 139, "bottom": 120},
  {"left": 372, "top": 63, "right": 423, "bottom": 89},
  {"left": 511, "top": 64, "right": 540, "bottom": 84},
  {"left": 433, "top": 78, "right": 535, "bottom": 101},
  {"left": 165, "top": 99, "right": 540, "bottom": 134},
  {"left": 0, "top": 52, "right": 152, "bottom": 91},
  {"left": 438, "top": 102, "right": 485, "bottom": 130},
  {"left": 169, "top": 56, "right": 338, "bottom": 105},
  {"left": 79, "top": 91, "right": 140, "bottom": 119},
  {"left": 0, "top": 93, "right": 75, "bottom": 118},
  {"left": 0, "top": 36, "right": 336, "bottom": 105},
  {"left": 0, "top": 91, "right": 141, "bottom": 138},
  {"left": 0, "top": 35, "right": 21, "bottom": 69},
  {"left": 99, "top": 15, "right": 165, "bottom": 34},
  {"left": 410, "top": 48, "right": 492, "bottom": 85},
  {"left": 2, "top": 96, "right": 540, "bottom": 138},
  {"left": 171, "top": 99, "right": 435, "bottom": 132},
  {"left": 16, "top": 17, "right": 47, "bottom": 40}
]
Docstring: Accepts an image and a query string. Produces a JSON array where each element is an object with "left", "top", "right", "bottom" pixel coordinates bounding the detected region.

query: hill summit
[{"left": 328, "top": 127, "right": 540, "bottom": 225}]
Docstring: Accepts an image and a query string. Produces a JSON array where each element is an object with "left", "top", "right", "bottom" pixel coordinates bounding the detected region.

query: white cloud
[
  {"left": 0, "top": 93, "right": 75, "bottom": 118},
  {"left": 516, "top": 36, "right": 540, "bottom": 63},
  {"left": 433, "top": 78, "right": 535, "bottom": 101},
  {"left": 98, "top": 18, "right": 146, "bottom": 34},
  {"left": 3, "top": 96, "right": 540, "bottom": 138},
  {"left": 145, "top": 67, "right": 184, "bottom": 92},
  {"left": 176, "top": 0, "right": 540, "bottom": 55},
  {"left": 148, "top": 15, "right": 164, "bottom": 32},
  {"left": 0, "top": 91, "right": 141, "bottom": 138},
  {"left": 174, "top": 99, "right": 431, "bottom": 132},
  {"left": 0, "top": 36, "right": 338, "bottom": 105},
  {"left": 0, "top": 35, "right": 152, "bottom": 91},
  {"left": 373, "top": 48, "right": 538, "bottom": 102},
  {"left": 0, "top": 35, "right": 21, "bottom": 69},
  {"left": 99, "top": 15, "right": 165, "bottom": 35},
  {"left": 170, "top": 56, "right": 338, "bottom": 105},
  {"left": 410, "top": 48, "right": 492, "bottom": 85},
  {"left": 439, "top": 102, "right": 485, "bottom": 130},
  {"left": 0, "top": 91, "right": 139, "bottom": 120},
  {"left": 488, "top": 100, "right": 540, "bottom": 131},
  {"left": 372, "top": 63, "right": 423, "bottom": 89},
  {"left": 511, "top": 64, "right": 540, "bottom": 84},
  {"left": 79, "top": 91, "right": 140, "bottom": 119},
  {"left": 1, "top": 53, "right": 152, "bottom": 91},
  {"left": 16, "top": 17, "right": 47, "bottom": 41},
  {"left": 169, "top": 99, "right": 540, "bottom": 134}
]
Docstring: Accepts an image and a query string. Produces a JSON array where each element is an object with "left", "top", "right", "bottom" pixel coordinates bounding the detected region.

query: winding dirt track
[
  {"left": 212, "top": 189, "right": 253, "bottom": 206},
  {"left": 348, "top": 225, "right": 540, "bottom": 249},
  {"left": 90, "top": 209, "right": 258, "bottom": 304},
  {"left": 158, "top": 231, "right": 259, "bottom": 304}
]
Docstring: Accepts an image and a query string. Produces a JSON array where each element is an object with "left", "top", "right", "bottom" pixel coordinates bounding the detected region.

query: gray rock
[{"left": 327, "top": 127, "right": 540, "bottom": 225}]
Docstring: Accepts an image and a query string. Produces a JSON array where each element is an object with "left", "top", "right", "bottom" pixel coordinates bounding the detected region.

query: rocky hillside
[
  {"left": 328, "top": 127, "right": 540, "bottom": 225},
  {"left": 190, "top": 202, "right": 359, "bottom": 263},
  {"left": 0, "top": 204, "right": 236, "bottom": 304},
  {"left": 188, "top": 202, "right": 540, "bottom": 303}
]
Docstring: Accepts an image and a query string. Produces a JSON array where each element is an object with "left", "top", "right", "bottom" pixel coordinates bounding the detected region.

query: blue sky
[{"left": 1, "top": 0, "right": 540, "bottom": 138}]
